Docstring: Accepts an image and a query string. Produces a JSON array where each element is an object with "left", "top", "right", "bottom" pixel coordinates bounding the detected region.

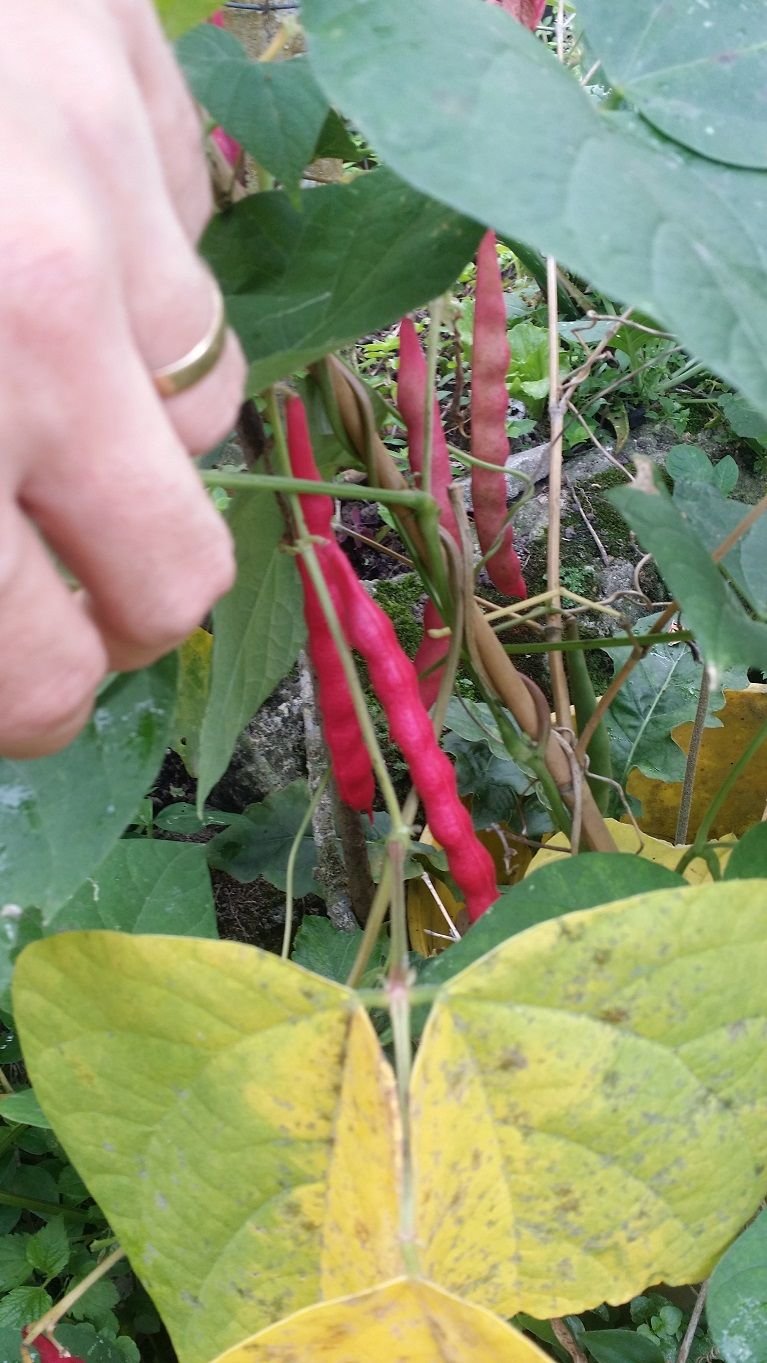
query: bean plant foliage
[{"left": 4, "top": 3, "right": 767, "bottom": 1363}]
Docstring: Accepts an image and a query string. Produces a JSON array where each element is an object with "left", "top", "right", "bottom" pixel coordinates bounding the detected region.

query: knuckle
[{"left": 4, "top": 204, "right": 105, "bottom": 336}]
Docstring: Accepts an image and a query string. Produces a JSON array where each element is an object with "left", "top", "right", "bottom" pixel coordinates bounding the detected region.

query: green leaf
[
  {"left": 610, "top": 479, "right": 767, "bottom": 676},
  {"left": 25, "top": 1218, "right": 69, "bottom": 1280},
  {"left": 291, "top": 917, "right": 387, "bottom": 985},
  {"left": 418, "top": 852, "right": 683, "bottom": 992},
  {"left": 312, "top": 109, "right": 368, "bottom": 164},
  {"left": 206, "top": 781, "right": 319, "bottom": 897},
  {"left": 0, "top": 910, "right": 42, "bottom": 1015},
  {"left": 719, "top": 393, "right": 767, "bottom": 445},
  {"left": 13, "top": 933, "right": 388, "bottom": 1363},
  {"left": 714, "top": 456, "right": 740, "bottom": 495},
  {"left": 577, "top": 0, "right": 767, "bottom": 169},
  {"left": 203, "top": 168, "right": 482, "bottom": 393},
  {"left": 171, "top": 628, "right": 212, "bottom": 778},
  {"left": 581, "top": 1329, "right": 665, "bottom": 1363},
  {"left": 56, "top": 1323, "right": 137, "bottom": 1363},
  {"left": 669, "top": 481, "right": 767, "bottom": 617},
  {"left": 0, "top": 1237, "right": 32, "bottom": 1292},
  {"left": 177, "top": 29, "right": 328, "bottom": 191},
  {"left": 197, "top": 492, "right": 305, "bottom": 809},
  {"left": 605, "top": 613, "right": 744, "bottom": 786},
  {"left": 50, "top": 840, "right": 217, "bottom": 939},
  {"left": 708, "top": 1209, "right": 767, "bottom": 1363},
  {"left": 414, "top": 880, "right": 767, "bottom": 1317},
  {"left": 725, "top": 824, "right": 767, "bottom": 881},
  {"left": 666, "top": 444, "right": 715, "bottom": 485},
  {"left": 153, "top": 0, "right": 215, "bottom": 40},
  {"left": 0, "top": 1089, "right": 50, "bottom": 1129},
  {"left": 302, "top": 0, "right": 767, "bottom": 422},
  {"left": 70, "top": 1278, "right": 120, "bottom": 1330},
  {"left": 0, "top": 658, "right": 176, "bottom": 916},
  {"left": 0, "top": 1286, "right": 51, "bottom": 1329}
]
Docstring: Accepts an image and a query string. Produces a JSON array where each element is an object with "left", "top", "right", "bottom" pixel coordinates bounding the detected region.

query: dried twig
[
  {"left": 567, "top": 478, "right": 610, "bottom": 566},
  {"left": 677, "top": 1281, "right": 709, "bottom": 1363},
  {"left": 546, "top": 254, "right": 572, "bottom": 728}
]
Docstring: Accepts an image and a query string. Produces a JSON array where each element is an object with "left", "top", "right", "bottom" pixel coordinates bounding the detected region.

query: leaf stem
[
  {"left": 674, "top": 670, "right": 710, "bottom": 845},
  {"left": 675, "top": 715, "right": 767, "bottom": 875},
  {"left": 281, "top": 769, "right": 330, "bottom": 959},
  {"left": 201, "top": 468, "right": 435, "bottom": 512}
]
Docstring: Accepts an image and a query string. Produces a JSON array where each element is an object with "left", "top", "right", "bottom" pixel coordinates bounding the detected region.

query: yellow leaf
[
  {"left": 321, "top": 1008, "right": 405, "bottom": 1297},
  {"left": 628, "top": 684, "right": 767, "bottom": 841},
  {"left": 210, "top": 1278, "right": 550, "bottom": 1363},
  {"left": 526, "top": 818, "right": 729, "bottom": 883},
  {"left": 408, "top": 827, "right": 531, "bottom": 956},
  {"left": 411, "top": 880, "right": 767, "bottom": 1318},
  {"left": 14, "top": 934, "right": 378, "bottom": 1363}
]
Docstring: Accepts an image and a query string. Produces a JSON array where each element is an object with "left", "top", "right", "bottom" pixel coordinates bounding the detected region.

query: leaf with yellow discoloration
[
  {"left": 628, "top": 685, "right": 767, "bottom": 842},
  {"left": 320, "top": 1007, "right": 404, "bottom": 1298},
  {"left": 13, "top": 933, "right": 384, "bottom": 1363},
  {"left": 412, "top": 880, "right": 767, "bottom": 1318},
  {"left": 209, "top": 1278, "right": 551, "bottom": 1363},
  {"left": 172, "top": 627, "right": 213, "bottom": 777},
  {"left": 526, "top": 818, "right": 731, "bottom": 883}
]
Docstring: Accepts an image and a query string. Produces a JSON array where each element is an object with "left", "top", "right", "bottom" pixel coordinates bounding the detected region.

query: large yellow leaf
[
  {"left": 411, "top": 880, "right": 767, "bottom": 1318},
  {"left": 13, "top": 934, "right": 393, "bottom": 1363},
  {"left": 209, "top": 1278, "right": 549, "bottom": 1363},
  {"left": 527, "top": 818, "right": 731, "bottom": 883},
  {"left": 628, "top": 685, "right": 767, "bottom": 841}
]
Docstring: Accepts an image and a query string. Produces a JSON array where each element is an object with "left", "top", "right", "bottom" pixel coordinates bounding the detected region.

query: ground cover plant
[{"left": 3, "top": 2, "right": 767, "bottom": 1362}]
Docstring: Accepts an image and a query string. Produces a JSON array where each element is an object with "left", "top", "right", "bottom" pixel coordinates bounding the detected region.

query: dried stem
[
  {"left": 551, "top": 1317, "right": 589, "bottom": 1363},
  {"left": 676, "top": 1281, "right": 709, "bottom": 1363}
]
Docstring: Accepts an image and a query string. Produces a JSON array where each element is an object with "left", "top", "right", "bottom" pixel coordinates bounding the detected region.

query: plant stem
[
  {"left": 676, "top": 1281, "right": 709, "bottom": 1363},
  {"left": 675, "top": 715, "right": 767, "bottom": 875},
  {"left": 421, "top": 295, "right": 446, "bottom": 507},
  {"left": 281, "top": 769, "right": 330, "bottom": 959},
  {"left": 386, "top": 842, "right": 419, "bottom": 1276},
  {"left": 674, "top": 670, "right": 710, "bottom": 845},
  {"left": 201, "top": 468, "right": 435, "bottom": 513},
  {"left": 545, "top": 253, "right": 571, "bottom": 728},
  {"left": 0, "top": 1190, "right": 91, "bottom": 1221},
  {"left": 24, "top": 1246, "right": 125, "bottom": 1347},
  {"left": 551, "top": 1318, "right": 589, "bottom": 1363},
  {"left": 502, "top": 631, "right": 692, "bottom": 656}
]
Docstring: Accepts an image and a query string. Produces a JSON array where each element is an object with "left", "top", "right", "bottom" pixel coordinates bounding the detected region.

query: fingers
[
  {"left": 0, "top": 510, "right": 107, "bottom": 758},
  {"left": 21, "top": 350, "right": 237, "bottom": 674}
]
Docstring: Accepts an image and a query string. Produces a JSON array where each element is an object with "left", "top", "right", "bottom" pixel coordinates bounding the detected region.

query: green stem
[
  {"left": 281, "top": 770, "right": 330, "bottom": 959},
  {"left": 386, "top": 844, "right": 419, "bottom": 1276},
  {"left": 675, "top": 713, "right": 767, "bottom": 875},
  {"left": 501, "top": 631, "right": 693, "bottom": 655},
  {"left": 201, "top": 468, "right": 435, "bottom": 512},
  {"left": 0, "top": 1190, "right": 92, "bottom": 1221},
  {"left": 355, "top": 984, "right": 440, "bottom": 1010},
  {"left": 422, "top": 295, "right": 446, "bottom": 507}
]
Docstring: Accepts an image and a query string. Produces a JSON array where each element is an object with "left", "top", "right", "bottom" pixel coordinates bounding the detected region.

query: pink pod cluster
[
  {"left": 286, "top": 397, "right": 497, "bottom": 921},
  {"left": 206, "top": 12, "right": 242, "bottom": 167},
  {"left": 487, "top": 0, "right": 547, "bottom": 27},
  {"left": 471, "top": 230, "right": 527, "bottom": 600}
]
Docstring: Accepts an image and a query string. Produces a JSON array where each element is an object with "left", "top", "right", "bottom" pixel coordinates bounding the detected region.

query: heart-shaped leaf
[
  {"left": 412, "top": 880, "right": 767, "bottom": 1316},
  {"left": 13, "top": 934, "right": 394, "bottom": 1363}
]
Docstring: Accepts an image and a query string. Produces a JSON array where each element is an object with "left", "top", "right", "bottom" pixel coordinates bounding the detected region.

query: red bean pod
[
  {"left": 414, "top": 598, "right": 450, "bottom": 711},
  {"left": 488, "top": 0, "right": 547, "bottom": 27},
  {"left": 471, "top": 231, "right": 527, "bottom": 599},
  {"left": 330, "top": 550, "right": 498, "bottom": 921},
  {"left": 286, "top": 398, "right": 375, "bottom": 815},
  {"left": 397, "top": 317, "right": 460, "bottom": 545}
]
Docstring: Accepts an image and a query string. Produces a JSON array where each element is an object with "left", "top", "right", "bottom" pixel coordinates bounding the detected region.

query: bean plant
[{"left": 3, "top": 4, "right": 767, "bottom": 1363}]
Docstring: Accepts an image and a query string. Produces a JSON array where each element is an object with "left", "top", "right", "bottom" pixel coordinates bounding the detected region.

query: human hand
[{"left": 0, "top": 0, "right": 245, "bottom": 758}]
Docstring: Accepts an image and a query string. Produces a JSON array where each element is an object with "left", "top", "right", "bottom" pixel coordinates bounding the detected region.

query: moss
[{"left": 373, "top": 574, "right": 424, "bottom": 657}]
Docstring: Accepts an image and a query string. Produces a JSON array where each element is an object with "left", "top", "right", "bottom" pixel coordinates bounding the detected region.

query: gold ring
[{"left": 151, "top": 287, "right": 228, "bottom": 398}]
